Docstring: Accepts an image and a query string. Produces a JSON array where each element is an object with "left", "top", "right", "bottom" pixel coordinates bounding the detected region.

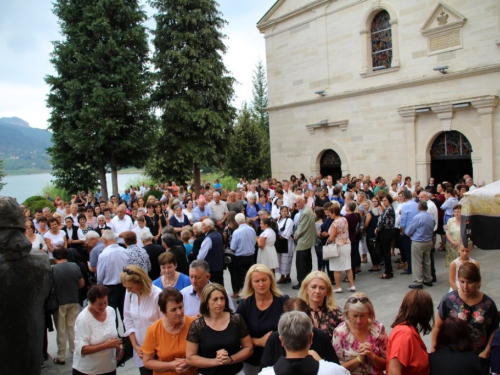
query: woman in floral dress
[
  {"left": 332, "top": 293, "right": 388, "bottom": 374},
  {"left": 432, "top": 262, "right": 499, "bottom": 363},
  {"left": 299, "top": 271, "right": 342, "bottom": 340}
]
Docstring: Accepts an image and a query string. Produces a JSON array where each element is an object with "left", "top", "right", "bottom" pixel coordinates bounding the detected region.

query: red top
[{"left": 386, "top": 324, "right": 430, "bottom": 375}]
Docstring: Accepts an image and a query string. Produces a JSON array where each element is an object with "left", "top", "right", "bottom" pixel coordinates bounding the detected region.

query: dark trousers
[
  {"left": 234, "top": 255, "right": 254, "bottom": 291},
  {"left": 106, "top": 284, "right": 126, "bottom": 325},
  {"left": 296, "top": 248, "right": 312, "bottom": 284},
  {"left": 315, "top": 242, "right": 325, "bottom": 271},
  {"left": 227, "top": 254, "right": 240, "bottom": 293},
  {"left": 401, "top": 234, "right": 412, "bottom": 273},
  {"left": 139, "top": 366, "right": 153, "bottom": 375},
  {"left": 380, "top": 230, "right": 395, "bottom": 275},
  {"left": 73, "top": 369, "right": 116, "bottom": 375},
  {"left": 367, "top": 238, "right": 380, "bottom": 266},
  {"left": 210, "top": 270, "right": 224, "bottom": 286}
]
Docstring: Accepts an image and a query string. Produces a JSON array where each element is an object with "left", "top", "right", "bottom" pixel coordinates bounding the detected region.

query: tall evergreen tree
[
  {"left": 46, "top": 0, "right": 152, "bottom": 199},
  {"left": 148, "top": 0, "right": 236, "bottom": 193},
  {"left": 251, "top": 59, "right": 271, "bottom": 177},
  {"left": 0, "top": 159, "right": 6, "bottom": 192},
  {"left": 251, "top": 59, "right": 269, "bottom": 134},
  {"left": 224, "top": 104, "right": 268, "bottom": 179}
]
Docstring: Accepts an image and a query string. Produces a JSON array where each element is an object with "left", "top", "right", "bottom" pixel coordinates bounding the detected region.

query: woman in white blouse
[
  {"left": 73, "top": 285, "right": 123, "bottom": 375},
  {"left": 25, "top": 221, "right": 47, "bottom": 253},
  {"left": 44, "top": 218, "right": 67, "bottom": 263},
  {"left": 121, "top": 265, "right": 163, "bottom": 374},
  {"left": 182, "top": 199, "right": 194, "bottom": 224}
]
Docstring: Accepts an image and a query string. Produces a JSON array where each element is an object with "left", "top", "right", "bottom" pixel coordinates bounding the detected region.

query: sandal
[
  {"left": 53, "top": 359, "right": 65, "bottom": 365},
  {"left": 380, "top": 273, "right": 393, "bottom": 279},
  {"left": 396, "top": 262, "right": 407, "bottom": 269}
]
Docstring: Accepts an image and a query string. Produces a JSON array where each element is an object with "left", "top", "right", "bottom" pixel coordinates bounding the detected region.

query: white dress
[
  {"left": 276, "top": 217, "right": 295, "bottom": 275},
  {"left": 257, "top": 227, "right": 279, "bottom": 270},
  {"left": 31, "top": 234, "right": 48, "bottom": 253}
]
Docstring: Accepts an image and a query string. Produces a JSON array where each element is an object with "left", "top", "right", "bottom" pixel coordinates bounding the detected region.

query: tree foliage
[
  {"left": 46, "top": 0, "right": 152, "bottom": 198},
  {"left": 223, "top": 104, "right": 269, "bottom": 179},
  {"left": 147, "top": 0, "right": 236, "bottom": 192},
  {"left": 251, "top": 59, "right": 269, "bottom": 135},
  {"left": 0, "top": 159, "right": 6, "bottom": 191}
]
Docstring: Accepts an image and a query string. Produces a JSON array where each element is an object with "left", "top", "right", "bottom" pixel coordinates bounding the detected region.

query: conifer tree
[
  {"left": 46, "top": 0, "right": 152, "bottom": 198},
  {"left": 148, "top": 0, "right": 236, "bottom": 193}
]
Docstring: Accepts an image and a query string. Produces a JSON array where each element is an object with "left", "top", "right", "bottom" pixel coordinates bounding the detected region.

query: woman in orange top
[
  {"left": 386, "top": 289, "right": 434, "bottom": 375},
  {"left": 142, "top": 287, "right": 197, "bottom": 375}
]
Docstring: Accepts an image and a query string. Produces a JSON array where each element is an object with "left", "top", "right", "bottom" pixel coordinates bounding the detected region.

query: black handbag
[
  {"left": 117, "top": 335, "right": 134, "bottom": 367},
  {"left": 44, "top": 267, "right": 59, "bottom": 315}
]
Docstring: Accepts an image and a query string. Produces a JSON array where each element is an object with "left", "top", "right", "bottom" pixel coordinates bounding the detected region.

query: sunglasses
[
  {"left": 122, "top": 267, "right": 137, "bottom": 276},
  {"left": 347, "top": 297, "right": 369, "bottom": 304}
]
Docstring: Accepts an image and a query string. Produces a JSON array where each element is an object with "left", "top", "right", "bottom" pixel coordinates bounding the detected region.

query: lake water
[{"left": 1, "top": 172, "right": 143, "bottom": 203}]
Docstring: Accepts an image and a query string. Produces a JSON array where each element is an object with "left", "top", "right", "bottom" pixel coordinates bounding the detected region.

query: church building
[{"left": 257, "top": 0, "right": 500, "bottom": 184}]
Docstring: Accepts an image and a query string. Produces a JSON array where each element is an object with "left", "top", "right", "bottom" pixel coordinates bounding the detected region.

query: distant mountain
[
  {"left": 0, "top": 118, "right": 53, "bottom": 172},
  {"left": 0, "top": 117, "right": 30, "bottom": 128}
]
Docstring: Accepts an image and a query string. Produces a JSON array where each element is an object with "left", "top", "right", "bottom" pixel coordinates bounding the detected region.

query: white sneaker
[
  {"left": 334, "top": 288, "right": 342, "bottom": 293},
  {"left": 348, "top": 286, "right": 356, "bottom": 292}
]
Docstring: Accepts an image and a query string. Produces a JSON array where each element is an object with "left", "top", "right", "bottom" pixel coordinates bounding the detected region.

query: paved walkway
[{"left": 43, "top": 243, "right": 500, "bottom": 374}]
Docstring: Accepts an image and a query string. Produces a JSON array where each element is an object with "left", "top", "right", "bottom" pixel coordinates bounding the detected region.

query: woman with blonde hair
[
  {"left": 121, "top": 265, "right": 163, "bottom": 374},
  {"left": 333, "top": 293, "right": 388, "bottom": 374},
  {"left": 299, "top": 271, "right": 342, "bottom": 340},
  {"left": 236, "top": 264, "right": 289, "bottom": 375},
  {"left": 186, "top": 283, "right": 253, "bottom": 375}
]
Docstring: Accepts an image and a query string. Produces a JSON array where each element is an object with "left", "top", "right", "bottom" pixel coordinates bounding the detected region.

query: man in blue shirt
[
  {"left": 230, "top": 213, "right": 256, "bottom": 296},
  {"left": 193, "top": 199, "right": 213, "bottom": 222},
  {"left": 399, "top": 189, "right": 419, "bottom": 275},
  {"left": 406, "top": 201, "right": 435, "bottom": 289}
]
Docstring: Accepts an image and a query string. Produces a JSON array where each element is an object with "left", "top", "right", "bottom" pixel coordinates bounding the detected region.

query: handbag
[
  {"left": 116, "top": 335, "right": 134, "bottom": 367},
  {"left": 323, "top": 242, "right": 340, "bottom": 260},
  {"left": 44, "top": 267, "right": 59, "bottom": 315}
]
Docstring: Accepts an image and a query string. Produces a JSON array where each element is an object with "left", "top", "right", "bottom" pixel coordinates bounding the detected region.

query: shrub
[
  {"left": 143, "top": 190, "right": 163, "bottom": 201},
  {"left": 22, "top": 196, "right": 56, "bottom": 217},
  {"left": 39, "top": 183, "right": 71, "bottom": 202},
  {"left": 219, "top": 176, "right": 238, "bottom": 191}
]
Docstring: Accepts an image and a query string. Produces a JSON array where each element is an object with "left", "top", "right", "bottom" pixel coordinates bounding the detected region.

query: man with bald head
[
  {"left": 209, "top": 191, "right": 228, "bottom": 231},
  {"left": 292, "top": 196, "right": 317, "bottom": 289}
]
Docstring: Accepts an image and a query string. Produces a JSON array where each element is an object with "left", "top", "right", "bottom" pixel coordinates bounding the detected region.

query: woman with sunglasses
[
  {"left": 121, "top": 265, "right": 162, "bottom": 375},
  {"left": 332, "top": 293, "right": 387, "bottom": 374}
]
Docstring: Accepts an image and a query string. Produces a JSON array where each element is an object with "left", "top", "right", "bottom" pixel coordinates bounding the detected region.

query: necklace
[{"left": 162, "top": 273, "right": 177, "bottom": 288}]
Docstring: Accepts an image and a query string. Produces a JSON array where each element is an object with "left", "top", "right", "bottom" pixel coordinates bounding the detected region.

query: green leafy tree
[
  {"left": 0, "top": 159, "right": 6, "bottom": 191},
  {"left": 148, "top": 0, "right": 236, "bottom": 194},
  {"left": 224, "top": 104, "right": 268, "bottom": 179},
  {"left": 251, "top": 59, "right": 271, "bottom": 177},
  {"left": 46, "top": 0, "right": 152, "bottom": 199}
]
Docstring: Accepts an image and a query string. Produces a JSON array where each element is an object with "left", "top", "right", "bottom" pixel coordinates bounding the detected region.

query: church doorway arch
[
  {"left": 430, "top": 131, "right": 472, "bottom": 185},
  {"left": 320, "top": 149, "right": 342, "bottom": 182}
]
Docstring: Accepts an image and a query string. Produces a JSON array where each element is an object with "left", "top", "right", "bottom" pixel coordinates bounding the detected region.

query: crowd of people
[{"left": 19, "top": 172, "right": 500, "bottom": 374}]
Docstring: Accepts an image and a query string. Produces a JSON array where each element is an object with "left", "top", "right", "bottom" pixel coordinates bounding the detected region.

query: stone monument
[{"left": 0, "top": 196, "right": 51, "bottom": 374}]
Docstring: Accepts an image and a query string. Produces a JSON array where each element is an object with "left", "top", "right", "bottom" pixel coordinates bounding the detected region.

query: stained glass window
[
  {"left": 321, "top": 150, "right": 341, "bottom": 166},
  {"left": 371, "top": 11, "right": 392, "bottom": 69},
  {"left": 430, "top": 131, "right": 473, "bottom": 157}
]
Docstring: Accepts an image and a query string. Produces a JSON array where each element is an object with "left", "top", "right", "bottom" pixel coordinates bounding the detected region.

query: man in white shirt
[
  {"left": 208, "top": 192, "right": 228, "bottom": 231},
  {"left": 111, "top": 206, "right": 134, "bottom": 245},
  {"left": 180, "top": 260, "right": 234, "bottom": 317},
  {"left": 283, "top": 181, "right": 295, "bottom": 211},
  {"left": 466, "top": 178, "right": 477, "bottom": 191},
  {"left": 325, "top": 176, "right": 334, "bottom": 197}
]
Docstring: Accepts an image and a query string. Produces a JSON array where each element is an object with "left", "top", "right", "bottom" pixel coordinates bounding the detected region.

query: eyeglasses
[
  {"left": 347, "top": 297, "right": 369, "bottom": 304},
  {"left": 122, "top": 267, "right": 137, "bottom": 276}
]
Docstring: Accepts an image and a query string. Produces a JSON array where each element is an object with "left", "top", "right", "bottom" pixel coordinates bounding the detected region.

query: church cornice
[{"left": 266, "top": 63, "right": 500, "bottom": 112}]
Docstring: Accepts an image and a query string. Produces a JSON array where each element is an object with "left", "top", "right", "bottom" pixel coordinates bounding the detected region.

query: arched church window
[
  {"left": 430, "top": 131, "right": 472, "bottom": 157},
  {"left": 371, "top": 11, "right": 392, "bottom": 69}
]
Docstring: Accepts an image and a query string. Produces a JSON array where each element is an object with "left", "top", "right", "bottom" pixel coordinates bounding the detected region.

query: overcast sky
[{"left": 0, "top": 0, "right": 276, "bottom": 129}]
